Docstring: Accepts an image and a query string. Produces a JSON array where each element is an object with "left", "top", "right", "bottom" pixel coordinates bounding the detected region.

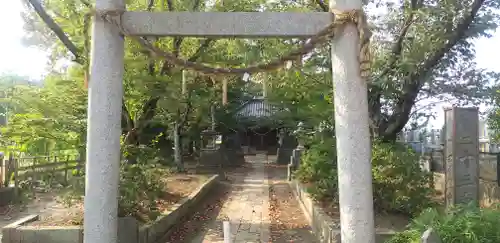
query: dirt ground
[
  {"left": 298, "top": 184, "right": 412, "bottom": 232},
  {"left": 266, "top": 164, "right": 318, "bottom": 243},
  {"left": 162, "top": 165, "right": 253, "bottom": 243},
  {"left": 0, "top": 190, "right": 77, "bottom": 229},
  {"left": 0, "top": 172, "right": 209, "bottom": 228},
  {"left": 318, "top": 200, "right": 411, "bottom": 232}
]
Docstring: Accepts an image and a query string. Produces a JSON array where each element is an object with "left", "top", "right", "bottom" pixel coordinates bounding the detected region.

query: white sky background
[
  {"left": 0, "top": 1, "right": 49, "bottom": 79},
  {"left": 0, "top": 0, "right": 498, "bottom": 128},
  {"left": 419, "top": 34, "right": 500, "bottom": 128}
]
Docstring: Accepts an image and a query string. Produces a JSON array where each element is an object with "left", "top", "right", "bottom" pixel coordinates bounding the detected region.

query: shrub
[
  {"left": 294, "top": 135, "right": 338, "bottom": 201},
  {"left": 60, "top": 163, "right": 170, "bottom": 223},
  {"left": 122, "top": 144, "right": 165, "bottom": 165},
  {"left": 387, "top": 204, "right": 500, "bottom": 243},
  {"left": 371, "top": 141, "right": 436, "bottom": 216},
  {"left": 118, "top": 163, "right": 168, "bottom": 220},
  {"left": 295, "top": 136, "right": 435, "bottom": 216}
]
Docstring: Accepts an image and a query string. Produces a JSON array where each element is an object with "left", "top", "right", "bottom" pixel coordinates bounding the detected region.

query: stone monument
[
  {"left": 443, "top": 107, "right": 480, "bottom": 207},
  {"left": 287, "top": 122, "right": 307, "bottom": 180},
  {"left": 221, "top": 133, "right": 245, "bottom": 166},
  {"left": 199, "top": 129, "right": 223, "bottom": 168},
  {"left": 277, "top": 130, "right": 298, "bottom": 165}
]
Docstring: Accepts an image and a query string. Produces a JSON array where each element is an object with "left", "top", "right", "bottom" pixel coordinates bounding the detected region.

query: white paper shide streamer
[{"left": 242, "top": 72, "right": 250, "bottom": 82}]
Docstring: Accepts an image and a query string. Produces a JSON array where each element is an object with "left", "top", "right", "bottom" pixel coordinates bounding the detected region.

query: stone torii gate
[{"left": 86, "top": 0, "right": 375, "bottom": 243}]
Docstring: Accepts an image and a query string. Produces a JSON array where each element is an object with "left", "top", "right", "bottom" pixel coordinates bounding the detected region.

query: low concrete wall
[
  {"left": 423, "top": 153, "right": 498, "bottom": 180},
  {"left": 290, "top": 180, "right": 396, "bottom": 243},
  {"left": 433, "top": 172, "right": 500, "bottom": 206},
  {"left": 141, "top": 174, "right": 220, "bottom": 243},
  {"left": 1, "top": 175, "right": 220, "bottom": 243},
  {"left": 422, "top": 153, "right": 499, "bottom": 206}
]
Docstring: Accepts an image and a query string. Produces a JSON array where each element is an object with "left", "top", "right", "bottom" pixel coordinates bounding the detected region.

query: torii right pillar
[{"left": 330, "top": 0, "right": 376, "bottom": 242}]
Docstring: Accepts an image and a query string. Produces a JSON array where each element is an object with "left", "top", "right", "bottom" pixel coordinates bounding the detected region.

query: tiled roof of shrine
[{"left": 235, "top": 97, "right": 279, "bottom": 119}]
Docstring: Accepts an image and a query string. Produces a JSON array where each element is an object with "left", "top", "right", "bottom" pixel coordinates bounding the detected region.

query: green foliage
[
  {"left": 118, "top": 164, "right": 169, "bottom": 221},
  {"left": 295, "top": 136, "right": 435, "bottom": 216},
  {"left": 268, "top": 70, "right": 333, "bottom": 130},
  {"left": 0, "top": 69, "right": 87, "bottom": 155},
  {"left": 18, "top": 0, "right": 500, "bottom": 144},
  {"left": 18, "top": 0, "right": 262, "bottom": 167},
  {"left": 487, "top": 89, "right": 500, "bottom": 143},
  {"left": 61, "top": 163, "right": 170, "bottom": 224},
  {"left": 122, "top": 142, "right": 166, "bottom": 165},
  {"left": 387, "top": 204, "right": 500, "bottom": 243},
  {"left": 371, "top": 141, "right": 436, "bottom": 216},
  {"left": 294, "top": 134, "right": 338, "bottom": 200}
]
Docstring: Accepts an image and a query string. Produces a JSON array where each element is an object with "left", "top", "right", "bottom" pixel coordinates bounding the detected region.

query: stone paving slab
[
  {"left": 198, "top": 156, "right": 271, "bottom": 243},
  {"left": 163, "top": 154, "right": 317, "bottom": 243}
]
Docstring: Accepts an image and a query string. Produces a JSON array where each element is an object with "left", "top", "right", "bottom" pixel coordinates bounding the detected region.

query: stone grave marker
[{"left": 443, "top": 107, "right": 480, "bottom": 207}]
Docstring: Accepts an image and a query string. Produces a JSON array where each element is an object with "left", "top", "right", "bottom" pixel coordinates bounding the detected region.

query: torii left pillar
[{"left": 84, "top": 0, "right": 124, "bottom": 242}]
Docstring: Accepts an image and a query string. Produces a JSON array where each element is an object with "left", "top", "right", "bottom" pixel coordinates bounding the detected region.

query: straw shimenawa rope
[{"left": 89, "top": 9, "right": 371, "bottom": 80}]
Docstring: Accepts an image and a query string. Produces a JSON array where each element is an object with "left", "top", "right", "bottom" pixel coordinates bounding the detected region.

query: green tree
[
  {"left": 0, "top": 74, "right": 37, "bottom": 124},
  {"left": 271, "top": 0, "right": 499, "bottom": 139},
  {"left": 19, "top": 0, "right": 266, "bottom": 167},
  {"left": 19, "top": 0, "right": 500, "bottom": 146},
  {"left": 0, "top": 68, "right": 87, "bottom": 155},
  {"left": 487, "top": 88, "right": 500, "bottom": 142},
  {"left": 267, "top": 63, "right": 333, "bottom": 130},
  {"left": 365, "top": 0, "right": 499, "bottom": 140}
]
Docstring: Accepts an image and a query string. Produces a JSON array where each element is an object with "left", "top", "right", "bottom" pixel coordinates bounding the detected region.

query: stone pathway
[
  {"left": 164, "top": 154, "right": 316, "bottom": 243},
  {"left": 194, "top": 155, "right": 271, "bottom": 242}
]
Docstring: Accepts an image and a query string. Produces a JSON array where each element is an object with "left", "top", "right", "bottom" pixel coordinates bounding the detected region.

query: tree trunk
[
  {"left": 187, "top": 139, "right": 194, "bottom": 155},
  {"left": 123, "top": 128, "right": 139, "bottom": 164},
  {"left": 367, "top": 0, "right": 486, "bottom": 141},
  {"left": 78, "top": 131, "right": 87, "bottom": 166},
  {"left": 210, "top": 105, "right": 216, "bottom": 131},
  {"left": 121, "top": 97, "right": 160, "bottom": 164},
  {"left": 173, "top": 122, "right": 183, "bottom": 171},
  {"left": 368, "top": 81, "right": 421, "bottom": 142}
]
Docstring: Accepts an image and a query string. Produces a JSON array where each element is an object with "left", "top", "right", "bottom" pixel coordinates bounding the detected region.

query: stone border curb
[
  {"left": 1, "top": 215, "right": 40, "bottom": 243},
  {"left": 289, "top": 180, "right": 397, "bottom": 243},
  {"left": 1, "top": 174, "right": 220, "bottom": 243}
]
